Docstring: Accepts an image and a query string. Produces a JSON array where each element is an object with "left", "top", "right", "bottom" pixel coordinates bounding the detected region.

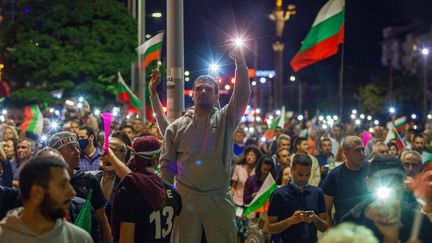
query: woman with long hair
[
  {"left": 231, "top": 145, "right": 262, "bottom": 206},
  {"left": 231, "top": 145, "right": 262, "bottom": 242},
  {"left": 276, "top": 165, "right": 292, "bottom": 186},
  {"left": 243, "top": 155, "right": 275, "bottom": 205}
]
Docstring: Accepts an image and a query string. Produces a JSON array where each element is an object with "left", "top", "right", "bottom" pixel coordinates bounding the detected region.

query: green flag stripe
[
  {"left": 142, "top": 43, "right": 162, "bottom": 58},
  {"left": 243, "top": 184, "right": 278, "bottom": 216},
  {"left": 299, "top": 10, "right": 344, "bottom": 52},
  {"left": 28, "top": 105, "right": 41, "bottom": 134}
]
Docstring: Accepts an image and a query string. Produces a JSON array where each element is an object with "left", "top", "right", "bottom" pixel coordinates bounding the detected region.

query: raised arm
[
  {"left": 227, "top": 47, "right": 251, "bottom": 120},
  {"left": 159, "top": 124, "right": 177, "bottom": 184},
  {"left": 149, "top": 70, "right": 170, "bottom": 136}
]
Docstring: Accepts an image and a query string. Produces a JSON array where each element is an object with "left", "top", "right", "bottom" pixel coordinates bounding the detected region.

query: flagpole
[{"left": 339, "top": 43, "right": 344, "bottom": 119}]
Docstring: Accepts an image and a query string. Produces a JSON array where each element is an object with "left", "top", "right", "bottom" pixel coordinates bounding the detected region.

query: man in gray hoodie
[
  {"left": 0, "top": 155, "right": 92, "bottom": 242},
  {"left": 160, "top": 46, "right": 250, "bottom": 243}
]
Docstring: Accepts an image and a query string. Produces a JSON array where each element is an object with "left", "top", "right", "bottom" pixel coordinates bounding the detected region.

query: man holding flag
[{"left": 267, "top": 154, "right": 328, "bottom": 243}]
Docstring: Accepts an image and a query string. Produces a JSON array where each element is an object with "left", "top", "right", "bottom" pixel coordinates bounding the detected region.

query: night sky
[{"left": 146, "top": 0, "right": 432, "bottom": 112}]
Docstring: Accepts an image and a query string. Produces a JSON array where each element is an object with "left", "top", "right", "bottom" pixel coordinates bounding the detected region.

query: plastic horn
[{"left": 101, "top": 112, "right": 113, "bottom": 152}]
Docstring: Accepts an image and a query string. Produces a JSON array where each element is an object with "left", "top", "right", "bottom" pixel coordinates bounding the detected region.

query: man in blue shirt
[
  {"left": 268, "top": 154, "right": 328, "bottom": 243},
  {"left": 78, "top": 125, "right": 101, "bottom": 172},
  {"left": 322, "top": 136, "right": 369, "bottom": 226},
  {"left": 315, "top": 138, "right": 333, "bottom": 187}
]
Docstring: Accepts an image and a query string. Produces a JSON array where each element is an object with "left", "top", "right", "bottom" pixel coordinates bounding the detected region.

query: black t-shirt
[
  {"left": 322, "top": 163, "right": 369, "bottom": 224},
  {"left": 112, "top": 181, "right": 182, "bottom": 243},
  {"left": 70, "top": 170, "right": 106, "bottom": 211}
]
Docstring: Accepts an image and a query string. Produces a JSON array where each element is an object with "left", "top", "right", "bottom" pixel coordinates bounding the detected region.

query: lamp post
[
  {"left": 290, "top": 75, "right": 301, "bottom": 113},
  {"left": 422, "top": 48, "right": 429, "bottom": 122},
  {"left": 167, "top": 0, "right": 184, "bottom": 122}
]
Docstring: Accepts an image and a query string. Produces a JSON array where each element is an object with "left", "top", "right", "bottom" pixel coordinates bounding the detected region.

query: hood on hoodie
[
  {"left": 0, "top": 207, "right": 64, "bottom": 238},
  {"left": 118, "top": 170, "right": 166, "bottom": 210}
]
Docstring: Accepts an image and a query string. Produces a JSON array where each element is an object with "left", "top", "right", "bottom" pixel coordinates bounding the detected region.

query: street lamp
[
  {"left": 151, "top": 12, "right": 162, "bottom": 18},
  {"left": 421, "top": 47, "right": 429, "bottom": 122}
]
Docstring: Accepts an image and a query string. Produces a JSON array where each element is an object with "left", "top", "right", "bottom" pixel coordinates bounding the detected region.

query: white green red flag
[
  {"left": 20, "top": 104, "right": 43, "bottom": 136},
  {"left": 264, "top": 106, "right": 286, "bottom": 140},
  {"left": 242, "top": 174, "right": 277, "bottom": 216},
  {"left": 386, "top": 116, "right": 407, "bottom": 133},
  {"left": 290, "top": 0, "right": 345, "bottom": 72},
  {"left": 384, "top": 124, "right": 405, "bottom": 150},
  {"left": 136, "top": 31, "right": 164, "bottom": 121},
  {"left": 117, "top": 72, "right": 142, "bottom": 113}
]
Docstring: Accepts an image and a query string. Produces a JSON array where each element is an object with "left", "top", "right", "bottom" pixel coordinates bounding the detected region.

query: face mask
[
  {"left": 78, "top": 139, "right": 89, "bottom": 150},
  {"left": 290, "top": 179, "right": 309, "bottom": 191}
]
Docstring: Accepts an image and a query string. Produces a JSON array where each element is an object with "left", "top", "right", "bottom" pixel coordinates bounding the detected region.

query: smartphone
[{"left": 303, "top": 210, "right": 314, "bottom": 216}]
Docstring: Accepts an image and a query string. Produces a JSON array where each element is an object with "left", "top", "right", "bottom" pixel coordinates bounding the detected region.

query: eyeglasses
[{"left": 402, "top": 162, "right": 420, "bottom": 168}]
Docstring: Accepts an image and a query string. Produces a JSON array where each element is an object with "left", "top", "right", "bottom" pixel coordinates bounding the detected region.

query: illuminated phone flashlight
[
  {"left": 78, "top": 96, "right": 85, "bottom": 103},
  {"left": 260, "top": 137, "right": 266, "bottom": 142},
  {"left": 40, "top": 135, "right": 48, "bottom": 142},
  {"left": 375, "top": 186, "right": 392, "bottom": 200},
  {"left": 1, "top": 109, "right": 7, "bottom": 115},
  {"left": 77, "top": 102, "right": 83, "bottom": 109},
  {"left": 94, "top": 108, "right": 101, "bottom": 116},
  {"left": 233, "top": 37, "right": 245, "bottom": 48},
  {"left": 50, "top": 121, "right": 59, "bottom": 130}
]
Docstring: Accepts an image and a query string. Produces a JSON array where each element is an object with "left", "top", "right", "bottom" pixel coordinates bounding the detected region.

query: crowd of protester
[
  {"left": 0, "top": 51, "right": 431, "bottom": 243},
  {"left": 0, "top": 100, "right": 430, "bottom": 243}
]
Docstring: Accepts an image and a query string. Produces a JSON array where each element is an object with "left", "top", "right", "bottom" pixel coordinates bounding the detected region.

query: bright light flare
[
  {"left": 209, "top": 63, "right": 220, "bottom": 72},
  {"left": 297, "top": 115, "right": 304, "bottom": 121},
  {"left": 376, "top": 186, "right": 392, "bottom": 200},
  {"left": 421, "top": 48, "right": 429, "bottom": 56},
  {"left": 233, "top": 37, "right": 245, "bottom": 48},
  {"left": 50, "top": 121, "right": 59, "bottom": 130},
  {"left": 411, "top": 114, "right": 417, "bottom": 119},
  {"left": 78, "top": 97, "right": 85, "bottom": 103},
  {"left": 389, "top": 107, "right": 396, "bottom": 114},
  {"left": 94, "top": 109, "right": 101, "bottom": 116}
]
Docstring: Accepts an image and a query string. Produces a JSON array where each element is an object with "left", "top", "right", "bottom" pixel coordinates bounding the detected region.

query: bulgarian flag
[
  {"left": 20, "top": 104, "right": 43, "bottom": 136},
  {"left": 243, "top": 174, "right": 277, "bottom": 216},
  {"left": 136, "top": 31, "right": 164, "bottom": 121},
  {"left": 264, "top": 106, "right": 286, "bottom": 140},
  {"left": 395, "top": 116, "right": 407, "bottom": 133},
  {"left": 384, "top": 124, "right": 405, "bottom": 150},
  {"left": 290, "top": 0, "right": 345, "bottom": 72},
  {"left": 117, "top": 72, "right": 142, "bottom": 113}
]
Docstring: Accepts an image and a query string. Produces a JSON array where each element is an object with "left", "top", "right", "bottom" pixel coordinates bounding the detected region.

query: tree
[
  {"left": 0, "top": 0, "right": 137, "bottom": 107},
  {"left": 357, "top": 83, "right": 386, "bottom": 115}
]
